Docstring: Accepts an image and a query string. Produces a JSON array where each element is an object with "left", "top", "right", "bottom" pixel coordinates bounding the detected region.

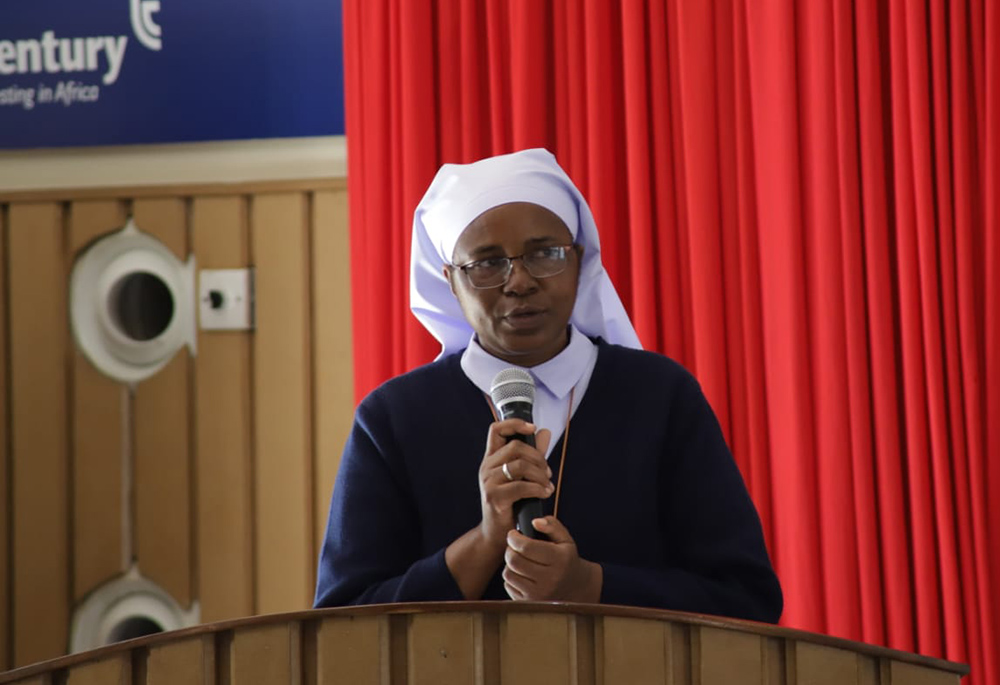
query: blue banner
[{"left": 0, "top": 0, "right": 344, "bottom": 148}]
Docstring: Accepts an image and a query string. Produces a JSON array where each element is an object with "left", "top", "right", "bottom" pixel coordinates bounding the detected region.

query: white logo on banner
[
  {"left": 0, "top": 2, "right": 163, "bottom": 110},
  {"left": 0, "top": 33, "right": 128, "bottom": 86},
  {"left": 130, "top": 0, "right": 163, "bottom": 51}
]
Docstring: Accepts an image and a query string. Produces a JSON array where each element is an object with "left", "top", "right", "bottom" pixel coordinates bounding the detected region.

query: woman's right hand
[
  {"left": 444, "top": 418, "right": 553, "bottom": 599},
  {"left": 478, "top": 419, "right": 554, "bottom": 548}
]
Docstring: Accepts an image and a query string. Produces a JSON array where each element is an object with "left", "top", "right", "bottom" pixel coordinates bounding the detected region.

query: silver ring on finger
[{"left": 502, "top": 462, "right": 515, "bottom": 482}]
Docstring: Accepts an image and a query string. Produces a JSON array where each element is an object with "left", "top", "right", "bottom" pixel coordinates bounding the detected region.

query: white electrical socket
[{"left": 198, "top": 268, "right": 254, "bottom": 330}]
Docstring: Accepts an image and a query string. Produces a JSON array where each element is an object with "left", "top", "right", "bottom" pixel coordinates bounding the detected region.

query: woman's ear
[{"left": 443, "top": 265, "right": 458, "bottom": 296}]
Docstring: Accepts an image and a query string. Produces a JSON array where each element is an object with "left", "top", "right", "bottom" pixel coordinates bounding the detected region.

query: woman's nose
[{"left": 503, "top": 257, "right": 538, "bottom": 293}]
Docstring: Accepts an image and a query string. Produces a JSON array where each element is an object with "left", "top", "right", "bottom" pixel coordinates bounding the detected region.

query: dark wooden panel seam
[
  {"left": 214, "top": 630, "right": 233, "bottom": 685},
  {"left": 242, "top": 193, "right": 259, "bottom": 618},
  {"left": 305, "top": 190, "right": 319, "bottom": 595},
  {"left": 300, "top": 619, "right": 318, "bottom": 685},
  {"left": 1, "top": 203, "right": 11, "bottom": 671},
  {"left": 131, "top": 645, "right": 149, "bottom": 685},
  {"left": 390, "top": 614, "right": 409, "bottom": 685},
  {"left": 0, "top": 203, "right": 11, "bottom": 671},
  {"left": 575, "top": 615, "right": 596, "bottom": 685},
  {"left": 185, "top": 195, "right": 199, "bottom": 609},
  {"left": 59, "top": 200, "right": 75, "bottom": 659}
]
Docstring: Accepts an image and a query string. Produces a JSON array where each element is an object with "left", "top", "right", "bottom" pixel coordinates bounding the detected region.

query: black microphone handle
[
  {"left": 515, "top": 494, "right": 545, "bottom": 540},
  {"left": 505, "top": 431, "right": 546, "bottom": 540}
]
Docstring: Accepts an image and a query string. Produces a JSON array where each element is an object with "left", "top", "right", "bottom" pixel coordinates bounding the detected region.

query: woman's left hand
[{"left": 502, "top": 517, "right": 603, "bottom": 602}]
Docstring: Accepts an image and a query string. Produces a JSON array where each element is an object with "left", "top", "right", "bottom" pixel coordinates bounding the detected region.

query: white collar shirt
[{"left": 460, "top": 325, "right": 598, "bottom": 459}]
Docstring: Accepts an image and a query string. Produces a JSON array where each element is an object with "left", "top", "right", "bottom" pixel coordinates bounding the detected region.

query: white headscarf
[{"left": 410, "top": 148, "right": 642, "bottom": 358}]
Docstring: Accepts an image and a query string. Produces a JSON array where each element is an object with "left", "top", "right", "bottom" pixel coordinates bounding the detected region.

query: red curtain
[{"left": 342, "top": 0, "right": 999, "bottom": 681}]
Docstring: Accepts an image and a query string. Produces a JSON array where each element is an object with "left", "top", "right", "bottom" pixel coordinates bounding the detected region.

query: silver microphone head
[{"left": 489, "top": 368, "right": 535, "bottom": 413}]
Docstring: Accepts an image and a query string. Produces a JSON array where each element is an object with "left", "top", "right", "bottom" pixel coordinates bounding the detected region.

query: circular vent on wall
[
  {"left": 69, "top": 565, "right": 200, "bottom": 653},
  {"left": 70, "top": 218, "right": 196, "bottom": 383}
]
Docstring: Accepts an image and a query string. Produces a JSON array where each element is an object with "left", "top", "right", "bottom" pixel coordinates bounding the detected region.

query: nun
[{"left": 314, "top": 148, "right": 782, "bottom": 623}]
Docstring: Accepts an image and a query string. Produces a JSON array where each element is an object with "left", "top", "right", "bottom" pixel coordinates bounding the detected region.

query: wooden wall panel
[
  {"left": 0, "top": 180, "right": 354, "bottom": 666},
  {"left": 230, "top": 624, "right": 299, "bottom": 685},
  {"left": 0, "top": 207, "right": 9, "bottom": 670},
  {"left": 500, "top": 614, "right": 573, "bottom": 684},
  {"left": 64, "top": 655, "right": 130, "bottom": 685},
  {"left": 311, "top": 189, "right": 354, "bottom": 557},
  {"left": 407, "top": 614, "right": 477, "bottom": 684},
  {"left": 132, "top": 199, "right": 194, "bottom": 608},
  {"left": 794, "top": 642, "right": 861, "bottom": 685},
  {"left": 146, "top": 635, "right": 214, "bottom": 685},
  {"left": 314, "top": 616, "right": 384, "bottom": 685},
  {"left": 887, "top": 660, "right": 961, "bottom": 685},
  {"left": 602, "top": 617, "right": 667, "bottom": 683},
  {"left": 251, "top": 193, "right": 313, "bottom": 613},
  {"left": 68, "top": 200, "right": 128, "bottom": 601},
  {"left": 192, "top": 196, "right": 254, "bottom": 622},
  {"left": 8, "top": 203, "right": 71, "bottom": 666},
  {"left": 695, "top": 626, "right": 763, "bottom": 685}
]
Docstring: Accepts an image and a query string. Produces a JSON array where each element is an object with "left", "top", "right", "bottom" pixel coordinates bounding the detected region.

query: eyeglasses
[{"left": 454, "top": 244, "right": 576, "bottom": 289}]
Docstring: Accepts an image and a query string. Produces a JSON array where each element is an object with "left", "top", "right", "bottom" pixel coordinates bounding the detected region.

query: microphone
[{"left": 490, "top": 368, "right": 546, "bottom": 539}]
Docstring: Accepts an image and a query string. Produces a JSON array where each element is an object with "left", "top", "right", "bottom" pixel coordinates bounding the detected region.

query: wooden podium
[{"left": 0, "top": 602, "right": 968, "bottom": 684}]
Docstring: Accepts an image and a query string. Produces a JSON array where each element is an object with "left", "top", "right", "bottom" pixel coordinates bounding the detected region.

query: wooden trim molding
[
  {"left": 0, "top": 602, "right": 969, "bottom": 683},
  {"left": 0, "top": 136, "right": 347, "bottom": 195},
  {"left": 0, "top": 178, "right": 346, "bottom": 204}
]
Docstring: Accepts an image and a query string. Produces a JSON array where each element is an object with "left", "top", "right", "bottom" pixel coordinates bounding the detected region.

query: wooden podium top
[{"left": 0, "top": 601, "right": 968, "bottom": 685}]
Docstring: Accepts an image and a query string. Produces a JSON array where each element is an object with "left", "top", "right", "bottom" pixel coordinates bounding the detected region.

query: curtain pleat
[
  {"left": 948, "top": 21, "right": 985, "bottom": 669},
  {"left": 398, "top": 0, "right": 439, "bottom": 371},
  {"left": 744, "top": 0, "right": 827, "bottom": 634},
  {"left": 342, "top": 1, "right": 1000, "bottom": 681},
  {"left": 832, "top": 0, "right": 885, "bottom": 647},
  {"left": 389, "top": 1, "right": 407, "bottom": 371},
  {"left": 460, "top": 4, "right": 490, "bottom": 158},
  {"left": 584, "top": 0, "right": 632, "bottom": 311},
  {"left": 621, "top": 1, "right": 658, "bottom": 352},
  {"left": 674, "top": 0, "right": 732, "bottom": 435},
  {"left": 508, "top": 1, "right": 550, "bottom": 148},
  {"left": 347, "top": 0, "right": 399, "bottom": 388},
  {"left": 485, "top": 1, "right": 511, "bottom": 153},
  {"left": 929, "top": 0, "right": 969, "bottom": 663},
  {"left": 800, "top": 0, "right": 864, "bottom": 642},
  {"left": 889, "top": 0, "right": 947, "bottom": 656},
  {"left": 732, "top": 0, "right": 775, "bottom": 549},
  {"left": 853, "top": 0, "right": 917, "bottom": 653},
  {"left": 714, "top": 0, "right": 751, "bottom": 498},
  {"left": 983, "top": 0, "right": 1000, "bottom": 683},
  {"left": 436, "top": 2, "right": 463, "bottom": 163},
  {"left": 555, "top": 2, "right": 589, "bottom": 186}
]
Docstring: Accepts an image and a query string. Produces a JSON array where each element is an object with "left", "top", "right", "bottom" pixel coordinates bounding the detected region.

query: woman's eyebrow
[
  {"left": 464, "top": 235, "right": 564, "bottom": 260},
  {"left": 525, "top": 235, "right": 562, "bottom": 244},
  {"left": 465, "top": 244, "right": 504, "bottom": 258}
]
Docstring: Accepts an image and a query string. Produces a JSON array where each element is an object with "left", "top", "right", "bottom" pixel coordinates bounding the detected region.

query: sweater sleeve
[
  {"left": 313, "top": 392, "right": 465, "bottom": 607},
  {"left": 599, "top": 371, "right": 783, "bottom": 623}
]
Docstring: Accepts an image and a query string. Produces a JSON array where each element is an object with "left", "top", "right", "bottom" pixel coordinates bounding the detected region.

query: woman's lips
[{"left": 503, "top": 308, "right": 546, "bottom": 329}]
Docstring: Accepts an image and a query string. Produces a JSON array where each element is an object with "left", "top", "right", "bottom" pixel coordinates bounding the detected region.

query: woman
[{"left": 314, "top": 148, "right": 783, "bottom": 622}]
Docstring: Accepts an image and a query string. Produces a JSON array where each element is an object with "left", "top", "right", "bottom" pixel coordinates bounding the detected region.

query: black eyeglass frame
[{"left": 452, "top": 243, "right": 578, "bottom": 289}]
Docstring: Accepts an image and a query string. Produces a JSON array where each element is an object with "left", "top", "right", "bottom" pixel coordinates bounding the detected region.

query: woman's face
[{"left": 445, "top": 202, "right": 581, "bottom": 368}]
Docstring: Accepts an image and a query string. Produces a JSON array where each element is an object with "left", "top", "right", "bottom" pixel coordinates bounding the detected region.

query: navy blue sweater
[{"left": 315, "top": 340, "right": 783, "bottom": 622}]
